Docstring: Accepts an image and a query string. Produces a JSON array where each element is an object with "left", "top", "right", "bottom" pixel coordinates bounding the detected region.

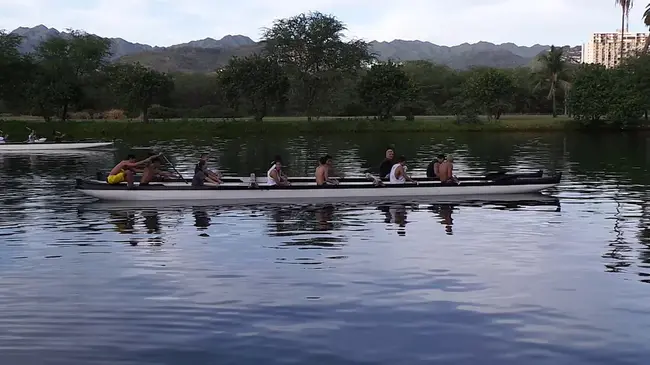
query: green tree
[
  {"left": 262, "top": 11, "right": 373, "bottom": 120},
  {"left": 533, "top": 45, "right": 571, "bottom": 117},
  {"left": 170, "top": 73, "right": 220, "bottom": 110},
  {"left": 401, "top": 61, "right": 462, "bottom": 115},
  {"left": 0, "top": 31, "right": 24, "bottom": 101},
  {"left": 569, "top": 63, "right": 643, "bottom": 126},
  {"left": 622, "top": 53, "right": 650, "bottom": 118},
  {"left": 31, "top": 30, "right": 112, "bottom": 121},
  {"left": 607, "top": 67, "right": 644, "bottom": 126},
  {"left": 218, "top": 54, "right": 289, "bottom": 122},
  {"left": 358, "top": 61, "right": 410, "bottom": 120},
  {"left": 109, "top": 62, "right": 174, "bottom": 123},
  {"left": 568, "top": 64, "right": 611, "bottom": 123},
  {"left": 508, "top": 67, "right": 543, "bottom": 114},
  {"left": 462, "top": 68, "right": 515, "bottom": 121}
]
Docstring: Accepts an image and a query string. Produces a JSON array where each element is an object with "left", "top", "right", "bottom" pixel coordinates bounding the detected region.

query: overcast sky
[{"left": 1, "top": 0, "right": 649, "bottom": 46}]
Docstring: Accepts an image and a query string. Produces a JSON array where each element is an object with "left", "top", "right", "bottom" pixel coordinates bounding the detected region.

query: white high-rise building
[{"left": 581, "top": 31, "right": 649, "bottom": 67}]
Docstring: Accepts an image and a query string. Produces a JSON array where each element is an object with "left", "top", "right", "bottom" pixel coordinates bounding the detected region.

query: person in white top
[
  {"left": 267, "top": 157, "right": 290, "bottom": 186},
  {"left": 389, "top": 156, "right": 417, "bottom": 184}
]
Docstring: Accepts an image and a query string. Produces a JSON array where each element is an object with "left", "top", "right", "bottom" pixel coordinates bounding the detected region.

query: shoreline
[{"left": 0, "top": 116, "right": 646, "bottom": 138}]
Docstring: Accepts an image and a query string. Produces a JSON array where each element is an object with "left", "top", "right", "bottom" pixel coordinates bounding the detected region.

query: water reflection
[
  {"left": 79, "top": 196, "right": 560, "bottom": 256},
  {"left": 378, "top": 204, "right": 411, "bottom": 236},
  {"left": 109, "top": 211, "right": 136, "bottom": 234},
  {"left": 5, "top": 134, "right": 650, "bottom": 365},
  {"left": 192, "top": 207, "right": 211, "bottom": 231},
  {"left": 429, "top": 204, "right": 454, "bottom": 235},
  {"left": 143, "top": 211, "right": 161, "bottom": 234}
]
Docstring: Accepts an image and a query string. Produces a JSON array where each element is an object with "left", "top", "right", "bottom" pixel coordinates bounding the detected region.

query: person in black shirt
[
  {"left": 426, "top": 154, "right": 446, "bottom": 178},
  {"left": 378, "top": 148, "right": 395, "bottom": 178}
]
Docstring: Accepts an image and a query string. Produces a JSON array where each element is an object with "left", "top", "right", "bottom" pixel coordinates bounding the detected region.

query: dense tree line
[{"left": 1, "top": 11, "right": 650, "bottom": 126}]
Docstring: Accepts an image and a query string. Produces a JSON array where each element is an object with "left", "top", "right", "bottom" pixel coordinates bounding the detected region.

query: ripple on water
[{"left": 1, "top": 139, "right": 650, "bottom": 365}]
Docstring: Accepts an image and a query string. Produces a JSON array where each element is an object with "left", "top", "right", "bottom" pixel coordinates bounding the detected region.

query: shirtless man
[
  {"left": 107, "top": 153, "right": 160, "bottom": 188},
  {"left": 315, "top": 155, "right": 339, "bottom": 186},
  {"left": 438, "top": 155, "right": 459, "bottom": 184},
  {"left": 140, "top": 157, "right": 175, "bottom": 185},
  {"left": 427, "top": 154, "right": 445, "bottom": 178}
]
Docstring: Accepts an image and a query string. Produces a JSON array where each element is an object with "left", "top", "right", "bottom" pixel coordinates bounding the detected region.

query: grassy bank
[{"left": 0, "top": 115, "right": 637, "bottom": 140}]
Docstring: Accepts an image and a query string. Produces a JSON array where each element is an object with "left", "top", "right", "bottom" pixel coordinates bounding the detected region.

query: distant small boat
[
  {"left": 0, "top": 140, "right": 114, "bottom": 152},
  {"left": 75, "top": 172, "right": 562, "bottom": 203}
]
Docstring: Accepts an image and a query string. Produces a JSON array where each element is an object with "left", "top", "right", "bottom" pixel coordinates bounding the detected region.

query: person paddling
[
  {"left": 426, "top": 154, "right": 445, "bottom": 179},
  {"left": 438, "top": 154, "right": 459, "bottom": 184},
  {"left": 197, "top": 153, "right": 222, "bottom": 183},
  {"left": 193, "top": 159, "right": 220, "bottom": 185},
  {"left": 53, "top": 130, "right": 66, "bottom": 143},
  {"left": 379, "top": 147, "right": 395, "bottom": 179},
  {"left": 26, "top": 128, "right": 36, "bottom": 143},
  {"left": 140, "top": 157, "right": 175, "bottom": 185},
  {"left": 267, "top": 156, "right": 290, "bottom": 186},
  {"left": 315, "top": 155, "right": 339, "bottom": 186},
  {"left": 389, "top": 156, "right": 417, "bottom": 184},
  {"left": 107, "top": 153, "right": 161, "bottom": 188},
  {"left": 0, "top": 130, "right": 6, "bottom": 144}
]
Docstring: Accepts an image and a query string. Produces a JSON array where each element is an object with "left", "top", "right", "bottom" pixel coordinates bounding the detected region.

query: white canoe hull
[
  {"left": 0, "top": 141, "right": 113, "bottom": 152},
  {"left": 76, "top": 178, "right": 560, "bottom": 203}
]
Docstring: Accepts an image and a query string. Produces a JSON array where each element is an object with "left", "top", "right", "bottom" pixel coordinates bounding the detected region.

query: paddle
[{"left": 160, "top": 153, "right": 188, "bottom": 184}]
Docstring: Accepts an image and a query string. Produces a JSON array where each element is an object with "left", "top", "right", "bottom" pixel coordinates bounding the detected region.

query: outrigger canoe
[
  {"left": 75, "top": 171, "right": 561, "bottom": 203},
  {"left": 94, "top": 170, "right": 544, "bottom": 184},
  {"left": 0, "top": 141, "right": 114, "bottom": 152}
]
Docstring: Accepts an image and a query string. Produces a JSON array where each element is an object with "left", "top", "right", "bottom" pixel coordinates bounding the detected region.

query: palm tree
[
  {"left": 643, "top": 4, "right": 650, "bottom": 53},
  {"left": 615, "top": 0, "right": 634, "bottom": 64},
  {"left": 534, "top": 46, "right": 571, "bottom": 118}
]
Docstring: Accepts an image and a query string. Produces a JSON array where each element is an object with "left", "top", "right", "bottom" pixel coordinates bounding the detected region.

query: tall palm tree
[
  {"left": 534, "top": 46, "right": 571, "bottom": 118},
  {"left": 643, "top": 4, "right": 650, "bottom": 53},
  {"left": 615, "top": 0, "right": 634, "bottom": 64}
]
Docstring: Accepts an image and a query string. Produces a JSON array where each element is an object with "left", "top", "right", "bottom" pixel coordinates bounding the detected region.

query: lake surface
[{"left": 1, "top": 132, "right": 650, "bottom": 365}]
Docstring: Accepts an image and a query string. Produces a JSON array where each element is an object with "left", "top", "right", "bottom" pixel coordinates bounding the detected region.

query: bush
[
  {"left": 191, "top": 105, "right": 223, "bottom": 118},
  {"left": 103, "top": 109, "right": 126, "bottom": 120},
  {"left": 570, "top": 64, "right": 644, "bottom": 127},
  {"left": 149, "top": 105, "right": 179, "bottom": 120},
  {"left": 69, "top": 111, "right": 92, "bottom": 120}
]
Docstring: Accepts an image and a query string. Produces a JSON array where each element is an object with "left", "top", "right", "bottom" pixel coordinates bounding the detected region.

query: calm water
[{"left": 1, "top": 132, "right": 650, "bottom": 365}]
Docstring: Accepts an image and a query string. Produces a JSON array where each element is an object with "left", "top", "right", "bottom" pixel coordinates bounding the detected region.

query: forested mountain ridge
[{"left": 9, "top": 25, "right": 581, "bottom": 72}]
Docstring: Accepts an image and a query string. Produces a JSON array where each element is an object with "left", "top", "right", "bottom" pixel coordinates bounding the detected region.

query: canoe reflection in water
[
  {"left": 376, "top": 193, "right": 560, "bottom": 236},
  {"left": 192, "top": 207, "right": 211, "bottom": 230},
  {"left": 429, "top": 204, "right": 454, "bottom": 235},
  {"left": 105, "top": 209, "right": 165, "bottom": 246},
  {"left": 80, "top": 193, "right": 560, "bottom": 244},
  {"left": 378, "top": 204, "right": 411, "bottom": 236}
]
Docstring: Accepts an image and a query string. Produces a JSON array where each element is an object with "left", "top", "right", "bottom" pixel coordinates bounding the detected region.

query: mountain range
[{"left": 9, "top": 25, "right": 582, "bottom": 73}]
